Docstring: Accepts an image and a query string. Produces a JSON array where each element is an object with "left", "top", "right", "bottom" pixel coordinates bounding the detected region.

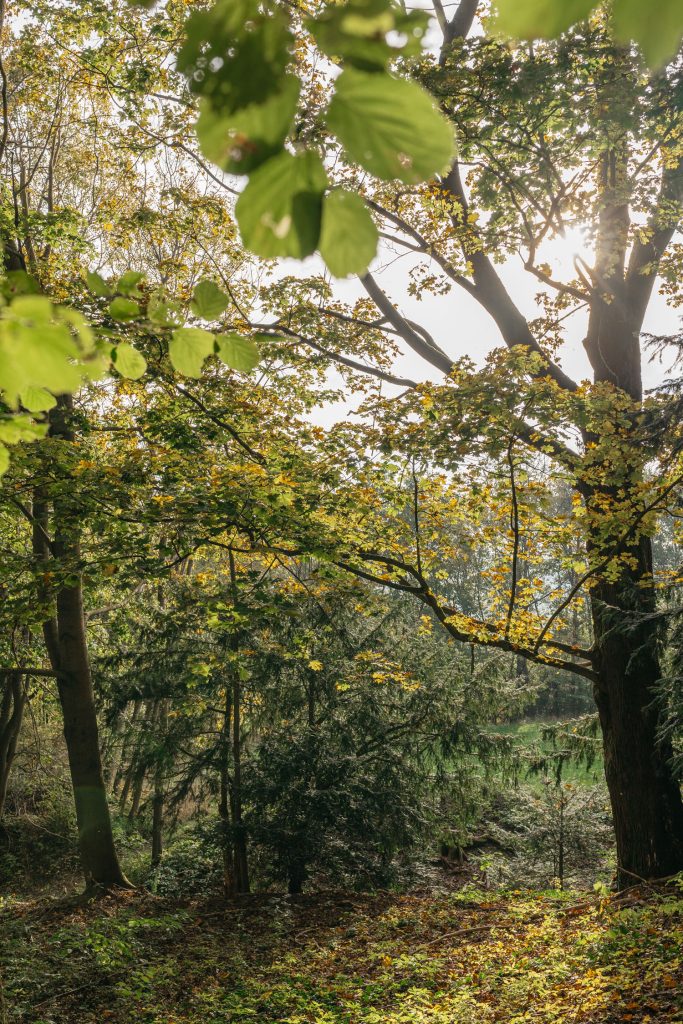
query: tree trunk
[
  {"left": 0, "top": 672, "right": 27, "bottom": 818},
  {"left": 227, "top": 551, "right": 250, "bottom": 894},
  {"left": 218, "top": 683, "right": 237, "bottom": 895},
  {"left": 35, "top": 397, "right": 129, "bottom": 889},
  {"left": 111, "top": 699, "right": 142, "bottom": 795},
  {"left": 54, "top": 578, "right": 130, "bottom": 887},
  {"left": 231, "top": 674, "right": 250, "bottom": 894},
  {"left": 151, "top": 700, "right": 167, "bottom": 866},
  {"left": 590, "top": 537, "right": 683, "bottom": 886},
  {"left": 127, "top": 765, "right": 146, "bottom": 822}
]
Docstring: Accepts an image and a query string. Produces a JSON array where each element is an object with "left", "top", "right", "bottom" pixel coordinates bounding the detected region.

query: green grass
[{"left": 493, "top": 719, "right": 604, "bottom": 788}]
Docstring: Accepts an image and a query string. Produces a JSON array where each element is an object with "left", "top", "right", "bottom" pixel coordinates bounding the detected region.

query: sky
[{"left": 273, "top": 225, "right": 682, "bottom": 426}]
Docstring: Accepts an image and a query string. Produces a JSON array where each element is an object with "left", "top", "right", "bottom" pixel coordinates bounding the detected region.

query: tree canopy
[{"left": 1, "top": 0, "right": 683, "bottom": 909}]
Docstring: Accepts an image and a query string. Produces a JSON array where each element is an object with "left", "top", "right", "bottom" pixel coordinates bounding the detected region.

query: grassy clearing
[
  {"left": 2, "top": 882, "right": 681, "bottom": 1024},
  {"left": 493, "top": 720, "right": 604, "bottom": 787}
]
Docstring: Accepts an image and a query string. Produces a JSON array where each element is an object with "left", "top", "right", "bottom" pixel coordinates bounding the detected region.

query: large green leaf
[
  {"left": 86, "top": 271, "right": 111, "bottom": 297},
  {"left": 0, "top": 296, "right": 88, "bottom": 404},
  {"left": 196, "top": 76, "right": 300, "bottom": 175},
  {"left": 10, "top": 295, "right": 52, "bottom": 322},
  {"left": 495, "top": 0, "right": 682, "bottom": 68},
  {"left": 0, "top": 322, "right": 83, "bottom": 401},
  {"left": 216, "top": 334, "right": 260, "bottom": 372},
  {"left": 235, "top": 150, "right": 328, "bottom": 259},
  {"left": 612, "top": 0, "right": 683, "bottom": 68},
  {"left": 190, "top": 279, "right": 231, "bottom": 320},
  {"left": 308, "top": 0, "right": 429, "bottom": 71},
  {"left": 0, "top": 271, "right": 40, "bottom": 300},
  {"left": 114, "top": 343, "right": 147, "bottom": 380},
  {"left": 318, "top": 189, "right": 378, "bottom": 277},
  {"left": 0, "top": 415, "right": 47, "bottom": 444},
  {"left": 327, "top": 69, "right": 455, "bottom": 184},
  {"left": 178, "top": 0, "right": 293, "bottom": 111},
  {"left": 19, "top": 386, "right": 57, "bottom": 412},
  {"left": 109, "top": 297, "right": 140, "bottom": 321},
  {"left": 494, "top": 0, "right": 593, "bottom": 39},
  {"left": 116, "top": 271, "right": 146, "bottom": 296},
  {"left": 169, "top": 327, "right": 215, "bottom": 378},
  {"left": 148, "top": 292, "right": 180, "bottom": 327}
]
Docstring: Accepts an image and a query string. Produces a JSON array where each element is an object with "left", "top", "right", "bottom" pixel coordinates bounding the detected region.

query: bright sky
[{"left": 275, "top": 226, "right": 681, "bottom": 425}]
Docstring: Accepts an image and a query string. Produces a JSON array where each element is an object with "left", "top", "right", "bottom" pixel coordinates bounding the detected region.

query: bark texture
[{"left": 33, "top": 397, "right": 129, "bottom": 889}]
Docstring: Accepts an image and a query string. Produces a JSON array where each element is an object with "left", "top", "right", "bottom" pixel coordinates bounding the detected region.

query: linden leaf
[
  {"left": 191, "top": 279, "right": 231, "bottom": 321},
  {"left": 169, "top": 327, "right": 215, "bottom": 378},
  {"left": 319, "top": 189, "right": 378, "bottom": 277},
  {"left": 108, "top": 297, "right": 141, "bottom": 321},
  {"left": 216, "top": 334, "right": 260, "bottom": 373},
  {"left": 235, "top": 150, "right": 328, "bottom": 259},
  {"left": 113, "top": 343, "right": 147, "bottom": 380},
  {"left": 19, "top": 386, "right": 57, "bottom": 412},
  {"left": 327, "top": 69, "right": 455, "bottom": 184}
]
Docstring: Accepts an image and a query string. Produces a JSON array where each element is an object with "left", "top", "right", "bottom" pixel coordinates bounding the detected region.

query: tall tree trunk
[
  {"left": 34, "top": 397, "right": 129, "bottom": 889},
  {"left": 119, "top": 700, "right": 154, "bottom": 812},
  {"left": 151, "top": 700, "right": 167, "bottom": 866},
  {"left": 0, "top": 672, "right": 27, "bottom": 818},
  {"left": 228, "top": 551, "right": 249, "bottom": 894},
  {"left": 231, "top": 673, "right": 250, "bottom": 894},
  {"left": 579, "top": 68, "right": 683, "bottom": 884},
  {"left": 590, "top": 537, "right": 683, "bottom": 885},
  {"left": 111, "top": 700, "right": 142, "bottom": 796},
  {"left": 127, "top": 765, "right": 146, "bottom": 822},
  {"left": 54, "top": 567, "right": 130, "bottom": 887},
  {"left": 218, "top": 683, "right": 236, "bottom": 895}
]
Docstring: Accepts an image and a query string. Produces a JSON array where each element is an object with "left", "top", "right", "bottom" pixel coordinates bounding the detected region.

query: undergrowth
[{"left": 1, "top": 881, "right": 681, "bottom": 1023}]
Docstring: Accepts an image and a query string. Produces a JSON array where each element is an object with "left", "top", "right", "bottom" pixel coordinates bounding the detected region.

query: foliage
[
  {"left": 495, "top": 0, "right": 683, "bottom": 68},
  {"left": 483, "top": 782, "right": 614, "bottom": 889},
  {"left": 179, "top": 0, "right": 454, "bottom": 273},
  {"left": 2, "top": 884, "right": 682, "bottom": 1023}
]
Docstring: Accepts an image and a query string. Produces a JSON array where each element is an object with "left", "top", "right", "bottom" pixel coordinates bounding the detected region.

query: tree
[
  {"left": 176, "top": 0, "right": 683, "bottom": 885},
  {"left": 0, "top": 0, "right": 257, "bottom": 886}
]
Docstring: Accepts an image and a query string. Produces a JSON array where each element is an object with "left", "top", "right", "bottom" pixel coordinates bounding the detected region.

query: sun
[{"left": 541, "top": 227, "right": 591, "bottom": 283}]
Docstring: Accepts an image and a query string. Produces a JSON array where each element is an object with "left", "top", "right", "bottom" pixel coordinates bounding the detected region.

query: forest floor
[{"left": 2, "top": 877, "right": 682, "bottom": 1024}]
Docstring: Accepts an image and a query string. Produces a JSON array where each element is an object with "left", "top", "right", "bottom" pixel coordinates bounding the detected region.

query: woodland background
[{"left": 1, "top": 1, "right": 683, "bottom": 1021}]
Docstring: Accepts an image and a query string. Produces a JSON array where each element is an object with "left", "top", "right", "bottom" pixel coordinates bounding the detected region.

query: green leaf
[
  {"left": 196, "top": 76, "right": 300, "bottom": 175},
  {"left": 10, "top": 295, "right": 53, "bottom": 322},
  {"left": 1, "top": 271, "right": 40, "bottom": 298},
  {"left": 178, "top": 0, "right": 293, "bottom": 111},
  {"left": 0, "top": 415, "right": 48, "bottom": 443},
  {"left": 235, "top": 150, "right": 328, "bottom": 259},
  {"left": 494, "top": 0, "right": 593, "bottom": 38},
  {"left": 319, "top": 189, "right": 378, "bottom": 277},
  {"left": 19, "top": 386, "right": 57, "bottom": 412},
  {"left": 169, "top": 327, "right": 215, "bottom": 378},
  {"left": 612, "top": 0, "right": 683, "bottom": 68},
  {"left": 57, "top": 307, "right": 95, "bottom": 353},
  {"left": 216, "top": 334, "right": 260, "bottom": 372},
  {"left": 191, "top": 279, "right": 231, "bottom": 320},
  {"left": 0, "top": 321, "right": 82, "bottom": 402},
  {"left": 148, "top": 292, "right": 180, "bottom": 327},
  {"left": 327, "top": 69, "right": 455, "bottom": 184},
  {"left": 108, "top": 297, "right": 141, "bottom": 321},
  {"left": 494, "top": 0, "right": 683, "bottom": 65},
  {"left": 0, "top": 443, "right": 8, "bottom": 477},
  {"left": 86, "top": 271, "right": 111, "bottom": 297},
  {"left": 113, "top": 343, "right": 147, "bottom": 380},
  {"left": 116, "top": 271, "right": 146, "bottom": 296},
  {"left": 308, "top": 0, "right": 429, "bottom": 71}
]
